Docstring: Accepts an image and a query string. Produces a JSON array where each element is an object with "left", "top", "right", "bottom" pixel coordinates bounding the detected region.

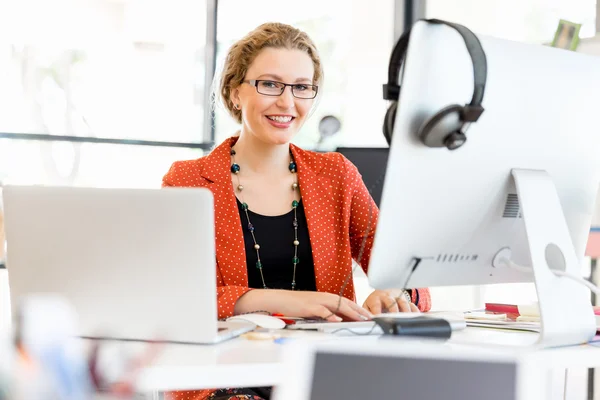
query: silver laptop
[{"left": 2, "top": 185, "right": 253, "bottom": 344}]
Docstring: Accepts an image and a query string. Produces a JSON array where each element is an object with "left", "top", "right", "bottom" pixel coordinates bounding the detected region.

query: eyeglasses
[{"left": 244, "top": 79, "right": 318, "bottom": 99}]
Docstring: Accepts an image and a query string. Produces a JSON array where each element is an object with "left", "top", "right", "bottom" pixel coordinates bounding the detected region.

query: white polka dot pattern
[{"left": 161, "top": 137, "right": 431, "bottom": 400}]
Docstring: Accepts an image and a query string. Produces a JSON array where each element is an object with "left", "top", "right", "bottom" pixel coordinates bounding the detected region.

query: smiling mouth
[{"left": 266, "top": 116, "right": 295, "bottom": 123}]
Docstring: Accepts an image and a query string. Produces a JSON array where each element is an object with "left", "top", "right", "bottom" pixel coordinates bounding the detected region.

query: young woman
[{"left": 163, "top": 22, "right": 431, "bottom": 400}]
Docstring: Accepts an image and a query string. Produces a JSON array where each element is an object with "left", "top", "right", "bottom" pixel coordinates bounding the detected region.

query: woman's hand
[
  {"left": 234, "top": 289, "right": 372, "bottom": 322},
  {"left": 362, "top": 289, "right": 419, "bottom": 315}
]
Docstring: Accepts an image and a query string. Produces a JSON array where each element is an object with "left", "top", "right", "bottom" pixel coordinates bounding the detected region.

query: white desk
[
  {"left": 127, "top": 327, "right": 600, "bottom": 398},
  {"left": 131, "top": 335, "right": 284, "bottom": 391}
]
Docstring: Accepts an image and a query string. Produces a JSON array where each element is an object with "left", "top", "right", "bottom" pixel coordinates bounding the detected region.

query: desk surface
[
  {"left": 133, "top": 336, "right": 282, "bottom": 391},
  {"left": 126, "top": 327, "right": 600, "bottom": 392}
]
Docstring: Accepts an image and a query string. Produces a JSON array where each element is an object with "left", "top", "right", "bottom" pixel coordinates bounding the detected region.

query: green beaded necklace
[{"left": 230, "top": 147, "right": 300, "bottom": 290}]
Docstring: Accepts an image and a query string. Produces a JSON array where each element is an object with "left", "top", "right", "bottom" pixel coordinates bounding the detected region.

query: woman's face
[{"left": 231, "top": 47, "right": 316, "bottom": 146}]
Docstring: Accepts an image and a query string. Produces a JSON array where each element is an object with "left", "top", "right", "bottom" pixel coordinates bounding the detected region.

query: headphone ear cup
[
  {"left": 443, "top": 131, "right": 467, "bottom": 150},
  {"left": 382, "top": 102, "right": 398, "bottom": 146},
  {"left": 417, "top": 104, "right": 466, "bottom": 150}
]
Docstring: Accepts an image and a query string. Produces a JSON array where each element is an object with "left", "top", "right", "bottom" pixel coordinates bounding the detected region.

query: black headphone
[{"left": 382, "top": 19, "right": 487, "bottom": 150}]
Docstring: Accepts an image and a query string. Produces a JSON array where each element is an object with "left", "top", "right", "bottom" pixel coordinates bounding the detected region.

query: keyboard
[{"left": 286, "top": 312, "right": 466, "bottom": 336}]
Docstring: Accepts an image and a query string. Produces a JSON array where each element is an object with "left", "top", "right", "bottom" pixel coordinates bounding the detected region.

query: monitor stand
[{"left": 494, "top": 168, "right": 597, "bottom": 348}]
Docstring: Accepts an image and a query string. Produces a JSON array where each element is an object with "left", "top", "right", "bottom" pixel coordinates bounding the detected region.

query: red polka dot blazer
[{"left": 162, "top": 136, "right": 431, "bottom": 318}]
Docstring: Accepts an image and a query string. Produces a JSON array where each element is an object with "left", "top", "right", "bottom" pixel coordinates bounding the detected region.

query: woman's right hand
[{"left": 234, "top": 289, "right": 372, "bottom": 322}]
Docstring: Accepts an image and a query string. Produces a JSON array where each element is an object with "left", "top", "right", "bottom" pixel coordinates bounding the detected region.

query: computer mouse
[{"left": 227, "top": 313, "right": 286, "bottom": 330}]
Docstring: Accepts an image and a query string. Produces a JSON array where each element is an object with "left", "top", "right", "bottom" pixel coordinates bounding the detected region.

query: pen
[{"left": 271, "top": 314, "right": 296, "bottom": 325}]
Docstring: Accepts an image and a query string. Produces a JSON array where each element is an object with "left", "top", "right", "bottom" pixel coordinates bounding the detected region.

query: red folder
[{"left": 485, "top": 303, "right": 600, "bottom": 316}]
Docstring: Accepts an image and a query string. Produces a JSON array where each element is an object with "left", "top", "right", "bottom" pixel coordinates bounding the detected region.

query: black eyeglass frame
[{"left": 244, "top": 79, "right": 319, "bottom": 99}]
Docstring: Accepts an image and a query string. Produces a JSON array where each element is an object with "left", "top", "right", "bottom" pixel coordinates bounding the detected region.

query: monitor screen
[
  {"left": 310, "top": 351, "right": 517, "bottom": 400},
  {"left": 336, "top": 147, "right": 389, "bottom": 207}
]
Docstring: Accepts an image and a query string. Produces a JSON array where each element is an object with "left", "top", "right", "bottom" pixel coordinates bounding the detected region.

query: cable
[
  {"left": 365, "top": 169, "right": 421, "bottom": 310},
  {"left": 328, "top": 166, "right": 382, "bottom": 322},
  {"left": 553, "top": 270, "right": 600, "bottom": 296},
  {"left": 236, "top": 157, "right": 407, "bottom": 333},
  {"left": 501, "top": 257, "right": 600, "bottom": 296},
  {"left": 329, "top": 323, "right": 381, "bottom": 336},
  {"left": 327, "top": 163, "right": 420, "bottom": 332},
  {"left": 326, "top": 193, "right": 374, "bottom": 323}
]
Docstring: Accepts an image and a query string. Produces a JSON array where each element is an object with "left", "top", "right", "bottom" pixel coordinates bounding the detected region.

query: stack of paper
[
  {"left": 464, "top": 313, "right": 542, "bottom": 333},
  {"left": 464, "top": 304, "right": 600, "bottom": 333}
]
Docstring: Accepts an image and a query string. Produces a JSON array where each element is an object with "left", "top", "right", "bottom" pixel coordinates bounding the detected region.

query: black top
[{"left": 237, "top": 198, "right": 317, "bottom": 291}]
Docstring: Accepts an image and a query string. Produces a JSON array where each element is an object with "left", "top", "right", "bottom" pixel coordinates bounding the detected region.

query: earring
[{"left": 235, "top": 104, "right": 240, "bottom": 110}]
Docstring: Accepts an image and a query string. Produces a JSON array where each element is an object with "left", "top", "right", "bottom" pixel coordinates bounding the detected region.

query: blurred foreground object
[{"left": 1, "top": 294, "right": 162, "bottom": 399}]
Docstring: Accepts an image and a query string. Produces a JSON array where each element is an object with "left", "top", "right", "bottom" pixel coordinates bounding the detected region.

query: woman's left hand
[{"left": 362, "top": 289, "right": 419, "bottom": 315}]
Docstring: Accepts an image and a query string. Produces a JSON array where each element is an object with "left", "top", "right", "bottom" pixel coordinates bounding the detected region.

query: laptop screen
[{"left": 309, "top": 352, "right": 517, "bottom": 400}]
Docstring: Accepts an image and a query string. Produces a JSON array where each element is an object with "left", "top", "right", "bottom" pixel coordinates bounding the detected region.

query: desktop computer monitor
[
  {"left": 335, "top": 147, "right": 389, "bottom": 207},
  {"left": 273, "top": 339, "right": 542, "bottom": 400},
  {"left": 367, "top": 20, "right": 600, "bottom": 347}
]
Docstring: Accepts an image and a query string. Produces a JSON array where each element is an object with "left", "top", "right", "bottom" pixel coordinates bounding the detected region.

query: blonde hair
[{"left": 219, "top": 22, "right": 323, "bottom": 124}]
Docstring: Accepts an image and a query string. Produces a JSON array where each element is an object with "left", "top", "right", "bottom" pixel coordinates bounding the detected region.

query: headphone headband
[
  {"left": 382, "top": 19, "right": 487, "bottom": 150},
  {"left": 383, "top": 19, "right": 487, "bottom": 109},
  {"left": 383, "top": 30, "right": 411, "bottom": 100}
]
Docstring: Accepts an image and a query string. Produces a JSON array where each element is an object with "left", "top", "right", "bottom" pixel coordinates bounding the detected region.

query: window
[
  {"left": 214, "top": 0, "right": 395, "bottom": 150},
  {"left": 0, "top": 139, "right": 202, "bottom": 188},
  {"left": 426, "top": 0, "right": 597, "bottom": 43},
  {"left": 0, "top": 0, "right": 210, "bottom": 188}
]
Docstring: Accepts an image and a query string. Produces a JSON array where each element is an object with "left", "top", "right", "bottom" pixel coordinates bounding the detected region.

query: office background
[{"left": 0, "top": 0, "right": 599, "bottom": 315}]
